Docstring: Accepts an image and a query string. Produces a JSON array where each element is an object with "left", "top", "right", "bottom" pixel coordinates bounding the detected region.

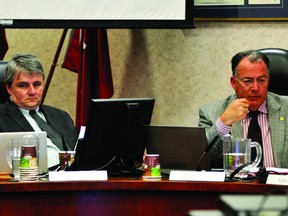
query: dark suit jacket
[
  {"left": 0, "top": 100, "right": 78, "bottom": 151},
  {"left": 199, "top": 92, "right": 288, "bottom": 168}
]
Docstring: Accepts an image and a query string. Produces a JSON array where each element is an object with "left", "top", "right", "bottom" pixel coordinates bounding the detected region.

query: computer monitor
[{"left": 76, "top": 98, "right": 155, "bottom": 175}]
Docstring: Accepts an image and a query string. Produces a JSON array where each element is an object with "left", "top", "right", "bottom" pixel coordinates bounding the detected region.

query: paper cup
[
  {"left": 143, "top": 154, "right": 161, "bottom": 179},
  {"left": 20, "top": 144, "right": 38, "bottom": 168},
  {"left": 59, "top": 151, "right": 76, "bottom": 171}
]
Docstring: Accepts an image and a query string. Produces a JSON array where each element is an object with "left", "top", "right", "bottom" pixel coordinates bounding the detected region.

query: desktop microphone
[
  {"left": 61, "top": 136, "right": 70, "bottom": 151},
  {"left": 196, "top": 135, "right": 219, "bottom": 171}
]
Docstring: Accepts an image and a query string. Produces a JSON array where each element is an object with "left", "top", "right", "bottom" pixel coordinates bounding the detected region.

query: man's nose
[
  {"left": 251, "top": 80, "right": 260, "bottom": 90},
  {"left": 28, "top": 85, "right": 36, "bottom": 94}
]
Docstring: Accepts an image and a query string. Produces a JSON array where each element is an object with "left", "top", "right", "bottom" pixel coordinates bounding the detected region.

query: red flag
[
  {"left": 62, "top": 29, "right": 81, "bottom": 73},
  {"left": 62, "top": 29, "right": 114, "bottom": 130},
  {"left": 0, "top": 29, "right": 8, "bottom": 60}
]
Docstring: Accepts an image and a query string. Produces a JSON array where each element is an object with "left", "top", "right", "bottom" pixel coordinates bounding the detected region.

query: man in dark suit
[{"left": 0, "top": 53, "right": 78, "bottom": 168}]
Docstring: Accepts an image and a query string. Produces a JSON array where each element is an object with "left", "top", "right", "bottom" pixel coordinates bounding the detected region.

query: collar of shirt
[
  {"left": 243, "top": 100, "right": 267, "bottom": 126},
  {"left": 244, "top": 100, "right": 267, "bottom": 120},
  {"left": 258, "top": 100, "right": 268, "bottom": 115},
  {"left": 18, "top": 107, "right": 47, "bottom": 121},
  {"left": 18, "top": 107, "right": 43, "bottom": 131}
]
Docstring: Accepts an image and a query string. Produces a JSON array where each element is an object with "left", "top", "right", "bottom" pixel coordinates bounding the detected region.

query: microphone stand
[{"left": 196, "top": 135, "right": 219, "bottom": 171}]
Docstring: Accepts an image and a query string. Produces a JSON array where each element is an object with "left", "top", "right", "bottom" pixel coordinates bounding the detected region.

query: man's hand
[{"left": 220, "top": 98, "right": 250, "bottom": 126}]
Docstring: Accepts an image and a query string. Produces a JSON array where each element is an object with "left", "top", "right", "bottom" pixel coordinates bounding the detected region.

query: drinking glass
[
  {"left": 223, "top": 137, "right": 262, "bottom": 178},
  {"left": 10, "top": 139, "right": 22, "bottom": 180}
]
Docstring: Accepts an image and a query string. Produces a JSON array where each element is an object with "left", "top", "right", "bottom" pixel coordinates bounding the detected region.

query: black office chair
[
  {"left": 0, "top": 61, "right": 9, "bottom": 103},
  {"left": 258, "top": 48, "right": 288, "bottom": 95}
]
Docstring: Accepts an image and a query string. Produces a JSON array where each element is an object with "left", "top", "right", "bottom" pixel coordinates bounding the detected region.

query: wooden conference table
[{"left": 0, "top": 175, "right": 286, "bottom": 216}]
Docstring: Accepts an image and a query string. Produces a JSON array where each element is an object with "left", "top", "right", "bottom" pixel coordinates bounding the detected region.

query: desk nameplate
[
  {"left": 266, "top": 174, "right": 288, "bottom": 186},
  {"left": 49, "top": 170, "right": 108, "bottom": 181},
  {"left": 169, "top": 170, "right": 225, "bottom": 182}
]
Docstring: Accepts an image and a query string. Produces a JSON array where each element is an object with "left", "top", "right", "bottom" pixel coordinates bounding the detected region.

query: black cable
[{"left": 229, "top": 161, "right": 253, "bottom": 179}]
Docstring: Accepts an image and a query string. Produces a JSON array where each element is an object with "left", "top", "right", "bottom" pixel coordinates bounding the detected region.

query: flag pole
[{"left": 42, "top": 28, "right": 68, "bottom": 103}]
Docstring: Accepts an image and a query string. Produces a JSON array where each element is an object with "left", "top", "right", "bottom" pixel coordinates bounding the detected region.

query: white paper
[
  {"left": 169, "top": 170, "right": 225, "bottom": 182},
  {"left": 250, "top": 167, "right": 288, "bottom": 174},
  {"left": 78, "top": 126, "right": 86, "bottom": 140},
  {"left": 49, "top": 170, "right": 108, "bottom": 181}
]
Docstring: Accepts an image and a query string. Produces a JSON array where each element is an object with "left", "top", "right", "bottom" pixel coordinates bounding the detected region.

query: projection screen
[{"left": 0, "top": 0, "right": 194, "bottom": 28}]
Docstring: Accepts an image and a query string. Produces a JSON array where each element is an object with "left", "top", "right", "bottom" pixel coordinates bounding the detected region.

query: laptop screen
[
  {"left": 145, "top": 125, "right": 210, "bottom": 174},
  {"left": 0, "top": 131, "right": 48, "bottom": 174}
]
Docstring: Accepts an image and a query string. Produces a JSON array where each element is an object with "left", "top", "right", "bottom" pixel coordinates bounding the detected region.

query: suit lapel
[
  {"left": 267, "top": 94, "right": 287, "bottom": 167},
  {"left": 39, "top": 105, "right": 58, "bottom": 130},
  {"left": 4, "top": 101, "right": 34, "bottom": 131}
]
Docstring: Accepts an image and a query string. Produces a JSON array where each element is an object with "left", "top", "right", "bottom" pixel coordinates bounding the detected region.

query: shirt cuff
[{"left": 216, "top": 117, "right": 231, "bottom": 136}]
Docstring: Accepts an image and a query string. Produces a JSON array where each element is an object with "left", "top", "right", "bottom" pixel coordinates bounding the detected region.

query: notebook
[
  {"left": 144, "top": 125, "right": 210, "bottom": 174},
  {"left": 0, "top": 131, "right": 48, "bottom": 174}
]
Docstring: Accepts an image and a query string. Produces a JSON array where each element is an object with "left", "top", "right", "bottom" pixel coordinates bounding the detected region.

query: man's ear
[
  {"left": 5, "top": 84, "right": 11, "bottom": 94},
  {"left": 230, "top": 76, "right": 237, "bottom": 90}
]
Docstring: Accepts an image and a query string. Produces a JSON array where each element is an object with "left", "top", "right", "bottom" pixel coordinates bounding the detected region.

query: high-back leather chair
[
  {"left": 0, "top": 61, "right": 9, "bottom": 103},
  {"left": 258, "top": 48, "right": 288, "bottom": 95}
]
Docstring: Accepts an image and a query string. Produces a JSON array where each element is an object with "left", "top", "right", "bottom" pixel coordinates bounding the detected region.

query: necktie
[
  {"left": 29, "top": 110, "right": 63, "bottom": 150},
  {"left": 247, "top": 111, "right": 263, "bottom": 165}
]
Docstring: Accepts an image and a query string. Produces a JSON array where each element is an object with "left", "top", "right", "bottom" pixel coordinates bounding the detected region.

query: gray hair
[
  {"left": 5, "top": 53, "right": 45, "bottom": 87},
  {"left": 231, "top": 50, "right": 269, "bottom": 76}
]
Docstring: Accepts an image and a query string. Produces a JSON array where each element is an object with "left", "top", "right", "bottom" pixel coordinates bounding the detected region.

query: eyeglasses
[{"left": 234, "top": 76, "right": 268, "bottom": 88}]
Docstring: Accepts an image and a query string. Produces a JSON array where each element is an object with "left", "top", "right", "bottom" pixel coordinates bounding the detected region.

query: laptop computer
[
  {"left": 144, "top": 125, "right": 210, "bottom": 174},
  {"left": 0, "top": 131, "right": 48, "bottom": 174}
]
